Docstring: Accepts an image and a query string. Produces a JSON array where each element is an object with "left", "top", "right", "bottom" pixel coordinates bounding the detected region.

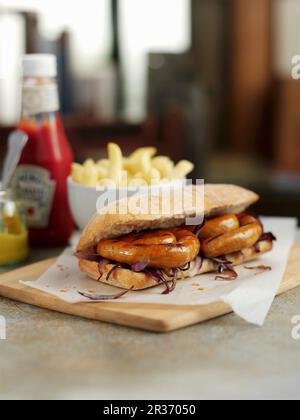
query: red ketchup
[{"left": 12, "top": 54, "right": 74, "bottom": 246}]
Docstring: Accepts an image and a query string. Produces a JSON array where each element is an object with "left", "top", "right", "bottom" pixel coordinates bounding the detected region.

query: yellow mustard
[{"left": 0, "top": 191, "right": 28, "bottom": 266}]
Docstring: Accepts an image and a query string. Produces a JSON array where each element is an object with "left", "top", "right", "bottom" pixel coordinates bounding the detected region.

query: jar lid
[{"left": 22, "top": 54, "right": 57, "bottom": 78}]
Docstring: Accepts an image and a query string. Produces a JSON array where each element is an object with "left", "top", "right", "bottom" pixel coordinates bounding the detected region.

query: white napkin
[{"left": 21, "top": 217, "right": 297, "bottom": 326}]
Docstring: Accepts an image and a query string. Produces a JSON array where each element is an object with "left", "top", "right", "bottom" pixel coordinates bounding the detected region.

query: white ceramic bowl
[{"left": 67, "top": 177, "right": 186, "bottom": 231}]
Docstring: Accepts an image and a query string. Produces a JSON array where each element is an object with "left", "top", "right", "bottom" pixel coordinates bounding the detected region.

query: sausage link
[
  {"left": 121, "top": 230, "right": 177, "bottom": 245},
  {"left": 202, "top": 223, "right": 263, "bottom": 259},
  {"left": 198, "top": 214, "right": 240, "bottom": 240},
  {"left": 97, "top": 228, "right": 200, "bottom": 269},
  {"left": 237, "top": 213, "right": 262, "bottom": 227}
]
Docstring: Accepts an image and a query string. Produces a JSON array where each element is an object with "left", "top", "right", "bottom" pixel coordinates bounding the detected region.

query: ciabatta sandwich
[{"left": 75, "top": 184, "right": 275, "bottom": 294}]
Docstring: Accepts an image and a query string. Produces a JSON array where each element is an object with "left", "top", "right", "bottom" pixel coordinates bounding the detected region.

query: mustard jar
[{"left": 0, "top": 189, "right": 28, "bottom": 267}]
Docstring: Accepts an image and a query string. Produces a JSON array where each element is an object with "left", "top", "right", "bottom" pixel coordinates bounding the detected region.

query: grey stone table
[{"left": 1, "top": 236, "right": 300, "bottom": 400}]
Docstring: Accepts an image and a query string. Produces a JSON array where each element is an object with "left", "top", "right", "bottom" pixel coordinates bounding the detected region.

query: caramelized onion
[
  {"left": 213, "top": 257, "right": 238, "bottom": 281},
  {"left": 179, "top": 262, "right": 191, "bottom": 272},
  {"left": 145, "top": 268, "right": 173, "bottom": 294},
  {"left": 131, "top": 260, "right": 149, "bottom": 272},
  {"left": 194, "top": 221, "right": 205, "bottom": 237},
  {"left": 215, "top": 271, "right": 238, "bottom": 281},
  {"left": 106, "top": 265, "right": 124, "bottom": 281},
  {"left": 189, "top": 257, "right": 203, "bottom": 277},
  {"left": 259, "top": 232, "right": 277, "bottom": 242},
  {"left": 245, "top": 265, "right": 272, "bottom": 275},
  {"left": 78, "top": 288, "right": 133, "bottom": 301}
]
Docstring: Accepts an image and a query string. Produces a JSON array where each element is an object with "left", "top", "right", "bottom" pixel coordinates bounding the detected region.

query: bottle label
[
  {"left": 12, "top": 165, "right": 56, "bottom": 228},
  {"left": 22, "top": 84, "right": 59, "bottom": 116}
]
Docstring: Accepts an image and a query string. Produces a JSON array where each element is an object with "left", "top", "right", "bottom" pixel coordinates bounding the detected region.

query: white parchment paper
[{"left": 21, "top": 217, "right": 297, "bottom": 326}]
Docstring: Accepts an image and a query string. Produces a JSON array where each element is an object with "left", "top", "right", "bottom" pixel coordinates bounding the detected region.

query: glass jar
[{"left": 0, "top": 190, "right": 28, "bottom": 267}]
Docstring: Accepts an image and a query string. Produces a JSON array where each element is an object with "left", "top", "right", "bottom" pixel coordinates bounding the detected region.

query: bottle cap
[{"left": 22, "top": 54, "right": 57, "bottom": 78}]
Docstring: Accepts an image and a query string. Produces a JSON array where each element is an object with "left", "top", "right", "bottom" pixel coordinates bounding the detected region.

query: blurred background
[{"left": 1, "top": 0, "right": 300, "bottom": 219}]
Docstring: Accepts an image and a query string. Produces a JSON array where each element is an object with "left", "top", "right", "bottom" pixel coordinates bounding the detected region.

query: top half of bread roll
[{"left": 76, "top": 184, "right": 259, "bottom": 253}]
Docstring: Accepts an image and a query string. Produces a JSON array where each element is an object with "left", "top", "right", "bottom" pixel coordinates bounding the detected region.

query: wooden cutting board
[{"left": 0, "top": 244, "right": 300, "bottom": 333}]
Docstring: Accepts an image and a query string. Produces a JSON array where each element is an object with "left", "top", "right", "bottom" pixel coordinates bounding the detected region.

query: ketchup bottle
[{"left": 12, "top": 54, "right": 74, "bottom": 246}]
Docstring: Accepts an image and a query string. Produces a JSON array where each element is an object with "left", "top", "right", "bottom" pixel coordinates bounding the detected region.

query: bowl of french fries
[{"left": 68, "top": 143, "right": 194, "bottom": 230}]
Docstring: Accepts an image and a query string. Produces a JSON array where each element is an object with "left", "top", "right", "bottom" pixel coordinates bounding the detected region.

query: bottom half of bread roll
[{"left": 78, "top": 240, "right": 273, "bottom": 291}]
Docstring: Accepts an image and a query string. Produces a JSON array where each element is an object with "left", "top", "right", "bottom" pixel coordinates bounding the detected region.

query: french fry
[
  {"left": 123, "top": 159, "right": 140, "bottom": 175},
  {"left": 129, "top": 178, "right": 148, "bottom": 188},
  {"left": 145, "top": 168, "right": 161, "bottom": 184},
  {"left": 108, "top": 143, "right": 123, "bottom": 185},
  {"left": 82, "top": 165, "right": 98, "bottom": 186},
  {"left": 97, "top": 165, "right": 108, "bottom": 179},
  {"left": 133, "top": 171, "right": 144, "bottom": 179},
  {"left": 70, "top": 143, "right": 194, "bottom": 187},
  {"left": 97, "top": 159, "right": 110, "bottom": 168},
  {"left": 140, "top": 151, "right": 153, "bottom": 178},
  {"left": 152, "top": 156, "right": 174, "bottom": 178},
  {"left": 71, "top": 163, "right": 84, "bottom": 184},
  {"left": 170, "top": 160, "right": 194, "bottom": 179},
  {"left": 124, "top": 165, "right": 135, "bottom": 176},
  {"left": 98, "top": 178, "right": 117, "bottom": 187},
  {"left": 83, "top": 159, "right": 95, "bottom": 169},
  {"left": 119, "top": 170, "right": 130, "bottom": 187},
  {"left": 129, "top": 147, "right": 157, "bottom": 162}
]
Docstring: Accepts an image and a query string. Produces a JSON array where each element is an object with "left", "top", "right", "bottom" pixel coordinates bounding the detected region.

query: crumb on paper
[
  {"left": 192, "top": 283, "right": 200, "bottom": 287},
  {"left": 59, "top": 285, "right": 72, "bottom": 293},
  {"left": 197, "top": 288, "right": 204, "bottom": 292},
  {"left": 57, "top": 264, "right": 70, "bottom": 272}
]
